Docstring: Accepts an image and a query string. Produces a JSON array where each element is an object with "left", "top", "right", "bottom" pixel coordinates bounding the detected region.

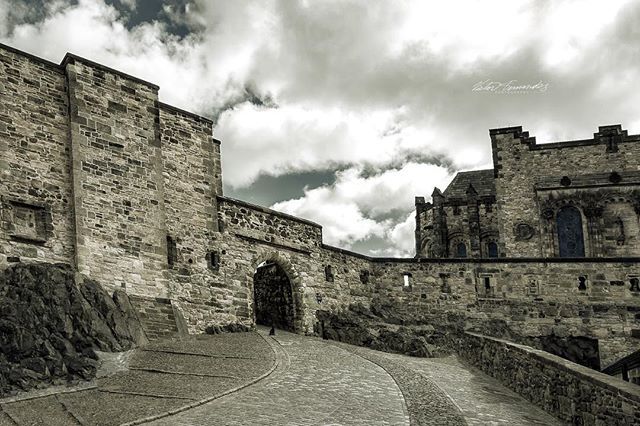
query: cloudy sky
[{"left": 2, "top": 0, "right": 640, "bottom": 256}]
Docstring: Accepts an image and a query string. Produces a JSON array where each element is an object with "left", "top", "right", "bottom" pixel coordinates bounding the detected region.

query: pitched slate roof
[{"left": 443, "top": 169, "right": 496, "bottom": 199}]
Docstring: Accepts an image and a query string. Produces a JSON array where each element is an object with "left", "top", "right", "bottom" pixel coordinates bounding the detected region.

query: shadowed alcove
[{"left": 253, "top": 261, "right": 295, "bottom": 332}]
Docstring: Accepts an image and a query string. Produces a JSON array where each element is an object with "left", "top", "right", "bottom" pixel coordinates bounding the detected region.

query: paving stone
[
  {"left": 57, "top": 389, "right": 187, "bottom": 426},
  {"left": 0, "top": 410, "right": 16, "bottom": 426},
  {"left": 337, "top": 343, "right": 466, "bottom": 425},
  {"left": 1, "top": 395, "right": 78, "bottom": 426},
  {"left": 98, "top": 369, "right": 240, "bottom": 400},
  {"left": 379, "top": 352, "right": 562, "bottom": 425},
  {"left": 149, "top": 328, "right": 410, "bottom": 426},
  {"left": 147, "top": 332, "right": 274, "bottom": 359},
  {"left": 129, "top": 350, "right": 273, "bottom": 378}
]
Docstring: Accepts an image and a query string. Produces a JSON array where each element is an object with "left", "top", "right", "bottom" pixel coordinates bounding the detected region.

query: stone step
[
  {"left": 1, "top": 396, "right": 79, "bottom": 426},
  {"left": 128, "top": 296, "right": 180, "bottom": 341},
  {"left": 0, "top": 408, "right": 17, "bottom": 426}
]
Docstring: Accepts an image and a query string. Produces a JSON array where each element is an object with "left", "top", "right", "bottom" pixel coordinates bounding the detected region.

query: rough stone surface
[
  {"left": 416, "top": 126, "right": 640, "bottom": 259},
  {"left": 150, "top": 329, "right": 410, "bottom": 426},
  {"left": 0, "top": 263, "right": 147, "bottom": 396},
  {"left": 337, "top": 343, "right": 467, "bottom": 425},
  {"left": 459, "top": 332, "right": 640, "bottom": 425},
  {"left": 1, "top": 43, "right": 639, "bottom": 390},
  {"left": 317, "top": 305, "right": 440, "bottom": 357}
]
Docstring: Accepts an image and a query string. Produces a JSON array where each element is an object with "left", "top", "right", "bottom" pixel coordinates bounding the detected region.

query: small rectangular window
[{"left": 403, "top": 272, "right": 412, "bottom": 287}]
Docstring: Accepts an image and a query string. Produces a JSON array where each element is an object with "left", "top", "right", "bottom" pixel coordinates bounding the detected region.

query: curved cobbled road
[
  {"left": 150, "top": 328, "right": 558, "bottom": 426},
  {"left": 0, "top": 327, "right": 559, "bottom": 425},
  {"left": 150, "top": 328, "right": 410, "bottom": 426}
]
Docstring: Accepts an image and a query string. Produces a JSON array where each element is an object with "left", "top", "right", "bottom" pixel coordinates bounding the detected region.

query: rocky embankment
[
  {"left": 0, "top": 262, "right": 147, "bottom": 396},
  {"left": 316, "top": 303, "right": 452, "bottom": 357}
]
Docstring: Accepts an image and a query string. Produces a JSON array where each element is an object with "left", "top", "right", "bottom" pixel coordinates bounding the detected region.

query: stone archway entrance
[{"left": 253, "top": 261, "right": 295, "bottom": 332}]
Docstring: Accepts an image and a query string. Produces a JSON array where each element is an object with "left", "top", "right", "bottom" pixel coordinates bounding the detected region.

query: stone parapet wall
[
  {"left": 369, "top": 259, "right": 640, "bottom": 367},
  {"left": 459, "top": 332, "right": 640, "bottom": 425},
  {"left": 217, "top": 196, "right": 323, "bottom": 250}
]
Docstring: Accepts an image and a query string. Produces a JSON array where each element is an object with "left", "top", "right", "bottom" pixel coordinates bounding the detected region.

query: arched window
[
  {"left": 455, "top": 242, "right": 467, "bottom": 258},
  {"left": 487, "top": 242, "right": 498, "bottom": 258},
  {"left": 556, "top": 206, "right": 585, "bottom": 257}
]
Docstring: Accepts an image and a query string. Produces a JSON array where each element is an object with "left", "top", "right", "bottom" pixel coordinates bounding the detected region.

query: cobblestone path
[
  {"left": 0, "top": 329, "right": 564, "bottom": 426},
  {"left": 377, "top": 351, "right": 561, "bottom": 426},
  {"left": 0, "top": 333, "right": 276, "bottom": 426},
  {"left": 150, "top": 329, "right": 410, "bottom": 426}
]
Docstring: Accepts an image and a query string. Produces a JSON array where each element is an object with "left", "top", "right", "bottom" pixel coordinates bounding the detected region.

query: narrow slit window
[
  {"left": 167, "top": 235, "right": 177, "bottom": 268},
  {"left": 207, "top": 250, "right": 220, "bottom": 271},
  {"left": 324, "top": 265, "right": 334, "bottom": 282}
]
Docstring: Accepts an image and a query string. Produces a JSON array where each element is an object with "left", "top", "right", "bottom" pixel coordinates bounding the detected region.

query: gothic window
[
  {"left": 455, "top": 242, "right": 467, "bottom": 258},
  {"left": 556, "top": 206, "right": 585, "bottom": 257},
  {"left": 630, "top": 278, "right": 640, "bottom": 292},
  {"left": 487, "top": 242, "right": 499, "bottom": 258}
]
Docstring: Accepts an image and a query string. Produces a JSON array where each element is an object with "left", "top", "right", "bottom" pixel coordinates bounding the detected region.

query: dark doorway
[
  {"left": 253, "top": 262, "right": 295, "bottom": 332},
  {"left": 557, "top": 206, "right": 585, "bottom": 257}
]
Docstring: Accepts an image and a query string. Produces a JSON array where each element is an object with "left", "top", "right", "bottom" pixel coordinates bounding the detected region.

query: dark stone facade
[{"left": 415, "top": 126, "right": 640, "bottom": 258}]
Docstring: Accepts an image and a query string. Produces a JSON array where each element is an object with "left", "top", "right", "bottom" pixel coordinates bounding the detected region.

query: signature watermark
[{"left": 472, "top": 79, "right": 549, "bottom": 94}]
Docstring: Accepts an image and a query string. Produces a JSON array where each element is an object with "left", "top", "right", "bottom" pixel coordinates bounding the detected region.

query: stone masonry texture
[{"left": 1, "top": 43, "right": 640, "bottom": 424}]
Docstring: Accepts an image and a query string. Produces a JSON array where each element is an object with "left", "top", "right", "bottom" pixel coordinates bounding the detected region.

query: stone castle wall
[
  {"left": 0, "top": 45, "right": 75, "bottom": 265},
  {"left": 367, "top": 258, "right": 640, "bottom": 367},
  {"left": 1, "top": 44, "right": 639, "bottom": 372},
  {"left": 65, "top": 55, "right": 169, "bottom": 297},
  {"left": 492, "top": 127, "right": 640, "bottom": 257}
]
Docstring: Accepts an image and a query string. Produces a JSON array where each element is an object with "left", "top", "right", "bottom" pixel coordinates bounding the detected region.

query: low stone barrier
[{"left": 458, "top": 332, "right": 640, "bottom": 425}]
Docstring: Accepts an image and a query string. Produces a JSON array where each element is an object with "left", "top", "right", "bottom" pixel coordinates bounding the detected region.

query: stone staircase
[{"left": 128, "top": 296, "right": 180, "bottom": 341}]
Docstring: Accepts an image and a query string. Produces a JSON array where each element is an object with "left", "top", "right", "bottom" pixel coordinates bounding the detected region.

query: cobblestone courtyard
[{"left": 0, "top": 328, "right": 560, "bottom": 425}]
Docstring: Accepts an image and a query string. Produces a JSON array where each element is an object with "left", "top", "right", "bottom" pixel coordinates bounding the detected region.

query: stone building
[
  {"left": 415, "top": 126, "right": 640, "bottom": 258},
  {"left": 1, "top": 43, "right": 639, "bottom": 373}
]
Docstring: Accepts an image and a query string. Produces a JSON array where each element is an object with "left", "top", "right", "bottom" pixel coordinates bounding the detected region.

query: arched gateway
[{"left": 251, "top": 252, "right": 302, "bottom": 333}]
